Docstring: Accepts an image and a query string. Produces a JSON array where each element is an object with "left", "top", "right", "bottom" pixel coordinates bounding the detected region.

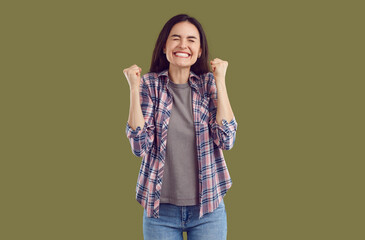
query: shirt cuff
[
  {"left": 125, "top": 121, "right": 147, "bottom": 138},
  {"left": 211, "top": 117, "right": 238, "bottom": 135}
]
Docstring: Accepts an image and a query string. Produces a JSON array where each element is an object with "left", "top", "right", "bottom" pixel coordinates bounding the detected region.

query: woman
[{"left": 123, "top": 14, "right": 238, "bottom": 240}]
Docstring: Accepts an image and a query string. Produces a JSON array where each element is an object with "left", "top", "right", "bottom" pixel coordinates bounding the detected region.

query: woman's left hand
[{"left": 210, "top": 58, "right": 228, "bottom": 82}]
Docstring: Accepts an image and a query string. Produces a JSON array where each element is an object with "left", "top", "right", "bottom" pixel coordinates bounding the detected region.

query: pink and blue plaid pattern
[{"left": 126, "top": 69, "right": 238, "bottom": 219}]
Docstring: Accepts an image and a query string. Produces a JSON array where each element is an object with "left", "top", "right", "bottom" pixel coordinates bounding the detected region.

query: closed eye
[{"left": 172, "top": 38, "right": 195, "bottom": 42}]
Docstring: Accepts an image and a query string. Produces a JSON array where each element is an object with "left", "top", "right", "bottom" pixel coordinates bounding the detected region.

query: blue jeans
[{"left": 143, "top": 199, "right": 227, "bottom": 240}]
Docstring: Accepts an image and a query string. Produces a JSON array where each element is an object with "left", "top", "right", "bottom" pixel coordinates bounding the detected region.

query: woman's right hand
[{"left": 123, "top": 64, "right": 142, "bottom": 90}]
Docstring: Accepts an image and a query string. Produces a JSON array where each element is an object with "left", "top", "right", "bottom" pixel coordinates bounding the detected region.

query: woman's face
[{"left": 164, "top": 21, "right": 202, "bottom": 69}]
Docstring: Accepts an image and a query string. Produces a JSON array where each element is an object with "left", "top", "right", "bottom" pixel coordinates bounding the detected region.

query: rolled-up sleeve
[
  {"left": 207, "top": 73, "right": 238, "bottom": 150},
  {"left": 210, "top": 117, "right": 238, "bottom": 150},
  {"left": 125, "top": 76, "right": 155, "bottom": 157}
]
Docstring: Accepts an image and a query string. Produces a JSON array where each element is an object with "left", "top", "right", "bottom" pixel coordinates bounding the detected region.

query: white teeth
[{"left": 175, "top": 52, "right": 189, "bottom": 57}]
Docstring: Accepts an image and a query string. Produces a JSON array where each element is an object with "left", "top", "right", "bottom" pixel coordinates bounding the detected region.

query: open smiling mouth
[{"left": 174, "top": 52, "right": 191, "bottom": 58}]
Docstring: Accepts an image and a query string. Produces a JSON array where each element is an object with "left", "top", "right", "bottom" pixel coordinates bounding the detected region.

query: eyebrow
[{"left": 170, "top": 34, "right": 198, "bottom": 40}]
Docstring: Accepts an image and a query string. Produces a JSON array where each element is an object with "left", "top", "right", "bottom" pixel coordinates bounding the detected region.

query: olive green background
[{"left": 1, "top": 0, "right": 364, "bottom": 239}]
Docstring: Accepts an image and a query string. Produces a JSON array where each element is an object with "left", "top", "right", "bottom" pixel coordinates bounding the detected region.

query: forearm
[
  {"left": 127, "top": 87, "right": 145, "bottom": 130},
  {"left": 215, "top": 79, "right": 234, "bottom": 126}
]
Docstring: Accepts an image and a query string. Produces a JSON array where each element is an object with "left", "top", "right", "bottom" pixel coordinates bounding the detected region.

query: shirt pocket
[{"left": 199, "top": 97, "right": 210, "bottom": 124}]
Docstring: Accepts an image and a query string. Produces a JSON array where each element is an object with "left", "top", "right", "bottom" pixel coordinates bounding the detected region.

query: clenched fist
[
  {"left": 210, "top": 58, "right": 228, "bottom": 82},
  {"left": 123, "top": 64, "right": 142, "bottom": 90}
]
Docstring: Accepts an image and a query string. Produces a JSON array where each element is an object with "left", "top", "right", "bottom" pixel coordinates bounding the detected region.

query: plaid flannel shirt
[{"left": 125, "top": 69, "right": 238, "bottom": 219}]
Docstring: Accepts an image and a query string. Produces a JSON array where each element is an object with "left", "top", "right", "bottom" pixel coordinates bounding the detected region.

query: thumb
[{"left": 136, "top": 67, "right": 141, "bottom": 76}]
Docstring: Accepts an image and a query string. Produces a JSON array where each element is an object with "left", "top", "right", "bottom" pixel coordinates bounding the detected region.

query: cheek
[{"left": 194, "top": 46, "right": 200, "bottom": 53}]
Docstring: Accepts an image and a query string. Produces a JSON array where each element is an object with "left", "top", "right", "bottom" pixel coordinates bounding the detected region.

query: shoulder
[
  {"left": 197, "top": 71, "right": 216, "bottom": 95},
  {"left": 203, "top": 71, "right": 215, "bottom": 85},
  {"left": 141, "top": 72, "right": 159, "bottom": 84},
  {"left": 140, "top": 71, "right": 165, "bottom": 88},
  {"left": 140, "top": 71, "right": 165, "bottom": 97},
  {"left": 201, "top": 71, "right": 214, "bottom": 80},
  {"left": 196, "top": 71, "right": 214, "bottom": 85}
]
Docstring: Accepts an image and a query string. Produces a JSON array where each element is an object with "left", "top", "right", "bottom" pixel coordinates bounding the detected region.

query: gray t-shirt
[{"left": 159, "top": 80, "right": 200, "bottom": 206}]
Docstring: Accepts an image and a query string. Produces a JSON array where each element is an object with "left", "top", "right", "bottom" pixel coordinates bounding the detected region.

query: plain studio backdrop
[{"left": 1, "top": 0, "right": 364, "bottom": 239}]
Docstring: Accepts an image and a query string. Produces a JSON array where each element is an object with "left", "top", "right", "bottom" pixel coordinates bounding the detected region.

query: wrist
[
  {"left": 130, "top": 86, "right": 139, "bottom": 92},
  {"left": 215, "top": 79, "right": 226, "bottom": 88}
]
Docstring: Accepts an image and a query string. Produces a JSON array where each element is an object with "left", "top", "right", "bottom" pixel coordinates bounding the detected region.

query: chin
[{"left": 170, "top": 63, "right": 193, "bottom": 68}]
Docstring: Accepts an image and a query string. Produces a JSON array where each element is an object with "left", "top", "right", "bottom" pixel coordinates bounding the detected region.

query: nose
[{"left": 178, "top": 39, "right": 188, "bottom": 48}]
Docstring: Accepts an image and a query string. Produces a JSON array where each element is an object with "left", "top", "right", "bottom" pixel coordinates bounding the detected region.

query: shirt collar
[{"left": 157, "top": 69, "right": 200, "bottom": 82}]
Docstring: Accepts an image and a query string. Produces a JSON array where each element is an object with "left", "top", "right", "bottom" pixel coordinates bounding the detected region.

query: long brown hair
[{"left": 149, "top": 14, "right": 210, "bottom": 75}]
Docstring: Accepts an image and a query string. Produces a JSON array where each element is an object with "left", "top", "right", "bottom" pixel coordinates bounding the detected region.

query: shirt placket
[
  {"left": 154, "top": 77, "right": 174, "bottom": 214},
  {"left": 190, "top": 80, "right": 203, "bottom": 210}
]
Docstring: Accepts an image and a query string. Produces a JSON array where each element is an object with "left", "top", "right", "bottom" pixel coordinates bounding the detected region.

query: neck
[{"left": 168, "top": 65, "right": 190, "bottom": 84}]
